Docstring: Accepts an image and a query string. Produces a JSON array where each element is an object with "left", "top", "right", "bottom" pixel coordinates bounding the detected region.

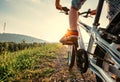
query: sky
[{"left": 0, "top": 0, "right": 109, "bottom": 42}]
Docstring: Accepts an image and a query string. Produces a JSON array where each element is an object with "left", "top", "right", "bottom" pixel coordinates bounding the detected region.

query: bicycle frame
[{"left": 77, "top": 0, "right": 120, "bottom": 81}]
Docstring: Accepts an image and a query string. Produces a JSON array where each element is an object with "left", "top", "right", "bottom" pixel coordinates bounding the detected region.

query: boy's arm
[{"left": 55, "top": 0, "right": 62, "bottom": 10}]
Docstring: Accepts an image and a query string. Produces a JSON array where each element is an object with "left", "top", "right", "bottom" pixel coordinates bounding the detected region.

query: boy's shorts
[{"left": 72, "top": 0, "right": 86, "bottom": 10}]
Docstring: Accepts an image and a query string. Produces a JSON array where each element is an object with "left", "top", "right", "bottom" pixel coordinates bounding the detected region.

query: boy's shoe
[{"left": 60, "top": 30, "right": 78, "bottom": 45}]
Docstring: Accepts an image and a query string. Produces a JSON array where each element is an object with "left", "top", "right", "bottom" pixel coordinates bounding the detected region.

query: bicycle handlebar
[
  {"left": 62, "top": 7, "right": 69, "bottom": 15},
  {"left": 61, "top": 7, "right": 92, "bottom": 18}
]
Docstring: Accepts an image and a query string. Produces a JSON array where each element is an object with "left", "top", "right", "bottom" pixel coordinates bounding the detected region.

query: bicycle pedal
[
  {"left": 61, "top": 41, "right": 77, "bottom": 45},
  {"left": 62, "top": 43, "right": 73, "bottom": 45}
]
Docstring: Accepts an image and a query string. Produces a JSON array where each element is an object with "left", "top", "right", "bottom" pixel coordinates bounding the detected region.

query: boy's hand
[
  {"left": 55, "top": 0, "right": 62, "bottom": 10},
  {"left": 56, "top": 4, "right": 62, "bottom": 10},
  {"left": 90, "top": 9, "right": 96, "bottom": 15}
]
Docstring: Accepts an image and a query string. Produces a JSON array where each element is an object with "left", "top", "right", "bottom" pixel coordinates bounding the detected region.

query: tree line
[{"left": 0, "top": 41, "right": 45, "bottom": 53}]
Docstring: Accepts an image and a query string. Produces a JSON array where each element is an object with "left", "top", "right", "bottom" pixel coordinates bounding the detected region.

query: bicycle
[{"left": 60, "top": 0, "right": 120, "bottom": 82}]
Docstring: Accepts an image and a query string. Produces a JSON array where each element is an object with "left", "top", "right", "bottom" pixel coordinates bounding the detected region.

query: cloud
[
  {"left": 4, "top": 0, "right": 41, "bottom": 5},
  {"left": 0, "top": 0, "right": 69, "bottom": 42}
]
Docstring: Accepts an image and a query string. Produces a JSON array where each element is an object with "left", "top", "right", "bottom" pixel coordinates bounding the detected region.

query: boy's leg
[{"left": 60, "top": 0, "right": 86, "bottom": 45}]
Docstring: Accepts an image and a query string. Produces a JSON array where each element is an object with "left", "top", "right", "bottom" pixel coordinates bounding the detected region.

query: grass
[{"left": 0, "top": 43, "right": 62, "bottom": 82}]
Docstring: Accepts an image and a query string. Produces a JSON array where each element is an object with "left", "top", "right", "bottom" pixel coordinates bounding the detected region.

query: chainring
[{"left": 76, "top": 49, "right": 89, "bottom": 73}]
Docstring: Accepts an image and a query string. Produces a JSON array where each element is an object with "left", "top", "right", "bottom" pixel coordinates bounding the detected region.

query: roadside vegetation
[
  {"left": 0, "top": 42, "right": 96, "bottom": 82},
  {"left": 0, "top": 43, "right": 62, "bottom": 82}
]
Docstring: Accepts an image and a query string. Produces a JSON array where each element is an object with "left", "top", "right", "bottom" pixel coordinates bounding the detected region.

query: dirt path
[{"left": 50, "top": 46, "right": 96, "bottom": 82}]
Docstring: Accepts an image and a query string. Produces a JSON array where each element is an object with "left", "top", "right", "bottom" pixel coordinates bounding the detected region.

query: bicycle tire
[{"left": 68, "top": 45, "right": 75, "bottom": 70}]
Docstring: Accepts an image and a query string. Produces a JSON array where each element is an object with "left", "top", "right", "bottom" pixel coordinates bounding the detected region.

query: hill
[{"left": 0, "top": 33, "right": 46, "bottom": 43}]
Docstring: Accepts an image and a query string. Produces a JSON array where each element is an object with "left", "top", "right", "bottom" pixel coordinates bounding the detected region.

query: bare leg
[
  {"left": 69, "top": 7, "right": 78, "bottom": 31},
  {"left": 59, "top": 7, "right": 78, "bottom": 45}
]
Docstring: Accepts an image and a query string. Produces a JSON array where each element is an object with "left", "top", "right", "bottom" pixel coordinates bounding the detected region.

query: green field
[{"left": 0, "top": 43, "right": 63, "bottom": 82}]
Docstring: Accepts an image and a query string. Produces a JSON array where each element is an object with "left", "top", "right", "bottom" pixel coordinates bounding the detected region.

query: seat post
[{"left": 93, "top": 0, "right": 104, "bottom": 27}]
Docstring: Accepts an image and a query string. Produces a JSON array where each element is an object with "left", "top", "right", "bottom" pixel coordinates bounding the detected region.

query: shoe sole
[{"left": 60, "top": 37, "right": 78, "bottom": 45}]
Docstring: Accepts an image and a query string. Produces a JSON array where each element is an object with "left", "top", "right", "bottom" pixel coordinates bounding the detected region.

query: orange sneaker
[{"left": 60, "top": 30, "right": 78, "bottom": 45}]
